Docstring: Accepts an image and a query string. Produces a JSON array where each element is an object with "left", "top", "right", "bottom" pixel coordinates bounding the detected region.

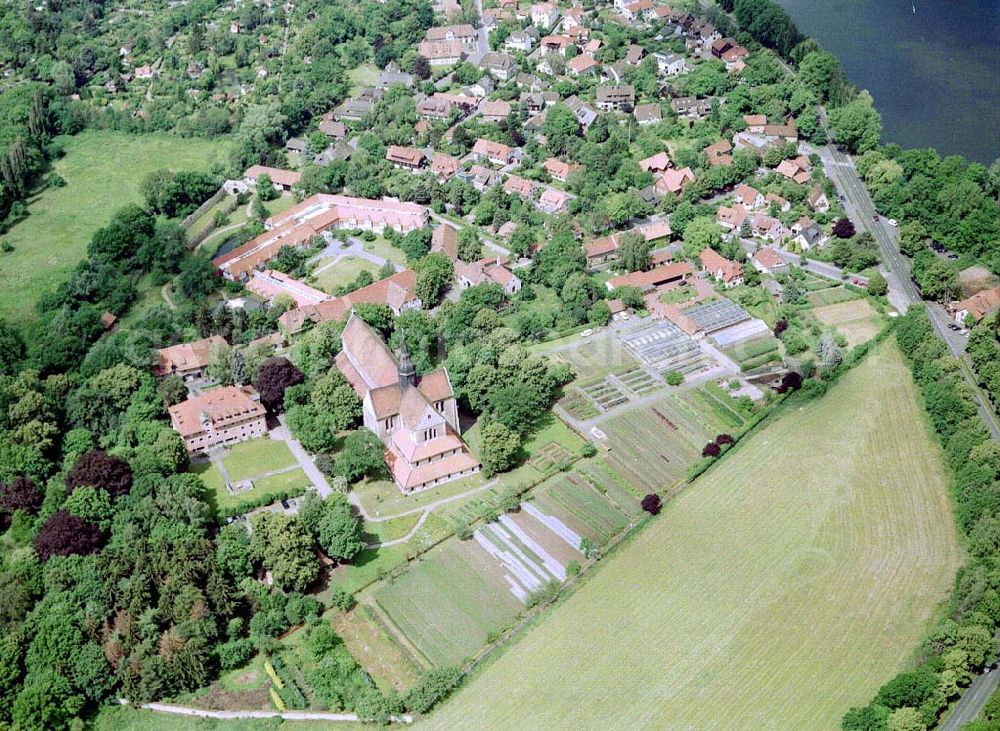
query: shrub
[
  {"left": 216, "top": 639, "right": 254, "bottom": 670},
  {"left": 702, "top": 442, "right": 721, "bottom": 458},
  {"left": 405, "top": 667, "right": 463, "bottom": 714},
  {"left": 330, "top": 586, "right": 356, "bottom": 612},
  {"left": 641, "top": 494, "right": 662, "bottom": 515},
  {"left": 580, "top": 442, "right": 597, "bottom": 458},
  {"left": 665, "top": 370, "right": 684, "bottom": 386},
  {"left": 715, "top": 433, "right": 735, "bottom": 446}
]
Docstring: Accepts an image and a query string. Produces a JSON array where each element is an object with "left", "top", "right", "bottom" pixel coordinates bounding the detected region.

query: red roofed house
[
  {"left": 169, "top": 385, "right": 267, "bottom": 454},
  {"left": 606, "top": 262, "right": 694, "bottom": 292},
  {"left": 431, "top": 154, "right": 460, "bottom": 182},
  {"left": 245, "top": 269, "right": 332, "bottom": 307},
  {"left": 751, "top": 213, "right": 788, "bottom": 242},
  {"left": 538, "top": 188, "right": 571, "bottom": 214},
  {"left": 735, "top": 183, "right": 765, "bottom": 209},
  {"left": 386, "top": 145, "right": 426, "bottom": 170},
  {"left": 503, "top": 175, "right": 536, "bottom": 199},
  {"left": 776, "top": 156, "right": 812, "bottom": 185},
  {"left": 471, "top": 138, "right": 515, "bottom": 166},
  {"left": 717, "top": 203, "right": 748, "bottom": 232},
  {"left": 544, "top": 158, "right": 581, "bottom": 182},
  {"left": 752, "top": 246, "right": 789, "bottom": 275},
  {"left": 244, "top": 165, "right": 301, "bottom": 191},
  {"left": 456, "top": 255, "right": 522, "bottom": 295},
  {"left": 585, "top": 223, "right": 672, "bottom": 269},
  {"left": 335, "top": 314, "right": 480, "bottom": 493},
  {"left": 567, "top": 54, "right": 599, "bottom": 77},
  {"left": 654, "top": 167, "right": 694, "bottom": 196},
  {"left": 154, "top": 335, "right": 228, "bottom": 380},
  {"left": 430, "top": 225, "right": 458, "bottom": 260},
  {"left": 955, "top": 286, "right": 1000, "bottom": 325},
  {"left": 639, "top": 151, "right": 672, "bottom": 173},
  {"left": 699, "top": 248, "right": 744, "bottom": 286},
  {"left": 705, "top": 139, "right": 733, "bottom": 167}
]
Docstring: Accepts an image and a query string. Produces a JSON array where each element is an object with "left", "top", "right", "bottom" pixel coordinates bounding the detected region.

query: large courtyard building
[
  {"left": 335, "top": 315, "right": 480, "bottom": 493},
  {"left": 169, "top": 385, "right": 268, "bottom": 454}
]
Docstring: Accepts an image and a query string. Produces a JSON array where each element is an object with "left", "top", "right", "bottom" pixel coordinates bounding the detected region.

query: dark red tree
[
  {"left": 777, "top": 372, "right": 803, "bottom": 393},
  {"left": 702, "top": 442, "right": 721, "bottom": 457},
  {"left": 715, "top": 434, "right": 735, "bottom": 446},
  {"left": 33, "top": 510, "right": 103, "bottom": 561},
  {"left": 255, "top": 357, "right": 305, "bottom": 412},
  {"left": 641, "top": 494, "right": 662, "bottom": 515},
  {"left": 832, "top": 218, "right": 855, "bottom": 239},
  {"left": 66, "top": 450, "right": 133, "bottom": 496},
  {"left": 774, "top": 319, "right": 788, "bottom": 337},
  {"left": 0, "top": 476, "right": 43, "bottom": 514}
]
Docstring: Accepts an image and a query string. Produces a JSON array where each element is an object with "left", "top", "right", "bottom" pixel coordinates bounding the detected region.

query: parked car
[
  {"left": 873, "top": 214, "right": 880, "bottom": 221},
  {"left": 581, "top": 328, "right": 594, "bottom": 337},
  {"left": 887, "top": 218, "right": 898, "bottom": 227}
]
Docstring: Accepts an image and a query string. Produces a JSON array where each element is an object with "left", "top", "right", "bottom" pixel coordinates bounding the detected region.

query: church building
[{"left": 334, "top": 314, "right": 481, "bottom": 493}]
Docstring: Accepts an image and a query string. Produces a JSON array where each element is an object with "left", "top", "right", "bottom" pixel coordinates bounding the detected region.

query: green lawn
[
  {"left": 309, "top": 256, "right": 380, "bottom": 294},
  {"left": 421, "top": 342, "right": 960, "bottom": 730},
  {"left": 221, "top": 438, "right": 298, "bottom": 482},
  {"left": 0, "top": 130, "right": 229, "bottom": 326}
]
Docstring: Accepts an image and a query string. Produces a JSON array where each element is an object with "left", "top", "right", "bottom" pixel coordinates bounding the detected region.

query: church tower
[{"left": 398, "top": 335, "right": 417, "bottom": 388}]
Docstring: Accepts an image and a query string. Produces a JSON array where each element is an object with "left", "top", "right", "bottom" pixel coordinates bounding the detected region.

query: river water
[{"left": 774, "top": 0, "right": 1000, "bottom": 163}]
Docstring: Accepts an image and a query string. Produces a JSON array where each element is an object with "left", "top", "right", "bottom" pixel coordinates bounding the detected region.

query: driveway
[{"left": 271, "top": 416, "right": 332, "bottom": 496}]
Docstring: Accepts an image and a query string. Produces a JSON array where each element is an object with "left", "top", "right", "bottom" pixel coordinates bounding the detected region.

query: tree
[
  {"left": 682, "top": 217, "right": 723, "bottom": 259},
  {"left": 542, "top": 104, "right": 580, "bottom": 156},
  {"left": 415, "top": 252, "right": 454, "bottom": 306},
  {"left": 158, "top": 375, "right": 188, "bottom": 406},
  {"left": 833, "top": 218, "right": 856, "bottom": 238},
  {"left": 841, "top": 704, "right": 891, "bottom": 731},
  {"left": 605, "top": 191, "right": 645, "bottom": 227},
  {"left": 829, "top": 91, "right": 883, "bottom": 154},
  {"left": 716, "top": 434, "right": 735, "bottom": 446},
  {"left": 334, "top": 429, "right": 386, "bottom": 482},
  {"left": 777, "top": 371, "right": 802, "bottom": 393},
  {"left": 249, "top": 512, "right": 318, "bottom": 592},
  {"left": 0, "top": 320, "right": 25, "bottom": 376},
  {"left": 457, "top": 227, "right": 482, "bottom": 263},
  {"left": 480, "top": 421, "right": 522, "bottom": 476},
  {"left": 641, "top": 494, "right": 661, "bottom": 515},
  {"left": 886, "top": 707, "right": 925, "bottom": 731},
  {"left": 799, "top": 51, "right": 845, "bottom": 103},
  {"left": 255, "top": 173, "right": 278, "bottom": 201},
  {"left": 311, "top": 368, "right": 362, "bottom": 430},
  {"left": 618, "top": 231, "right": 651, "bottom": 272},
  {"left": 255, "top": 357, "right": 305, "bottom": 412},
  {"left": 33, "top": 510, "right": 103, "bottom": 561},
  {"left": 313, "top": 494, "right": 365, "bottom": 562},
  {"left": 899, "top": 220, "right": 929, "bottom": 257},
  {"left": 0, "top": 477, "right": 42, "bottom": 515},
  {"left": 702, "top": 442, "right": 721, "bottom": 457},
  {"left": 867, "top": 272, "right": 888, "bottom": 296},
  {"left": 66, "top": 450, "right": 133, "bottom": 496}
]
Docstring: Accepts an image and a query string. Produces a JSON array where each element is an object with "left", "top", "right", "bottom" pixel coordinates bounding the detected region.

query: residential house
[
  {"left": 564, "top": 95, "right": 599, "bottom": 130},
  {"left": 425, "top": 24, "right": 478, "bottom": 50},
  {"left": 418, "top": 40, "right": 465, "bottom": 66},
  {"left": 634, "top": 103, "right": 662, "bottom": 126},
  {"left": 134, "top": 65, "right": 157, "bottom": 79},
  {"left": 752, "top": 246, "right": 789, "bottom": 275},
  {"left": 242, "top": 165, "right": 301, "bottom": 192},
  {"left": 416, "top": 97, "right": 454, "bottom": 120},
  {"left": 540, "top": 35, "right": 573, "bottom": 57},
  {"left": 639, "top": 152, "right": 672, "bottom": 173},
  {"left": 751, "top": 213, "right": 787, "bottom": 242},
  {"left": 653, "top": 52, "right": 688, "bottom": 76},
  {"left": 544, "top": 158, "right": 581, "bottom": 182},
  {"left": 169, "top": 386, "right": 267, "bottom": 455},
  {"left": 584, "top": 222, "right": 672, "bottom": 269},
  {"left": 456, "top": 256, "right": 522, "bottom": 295},
  {"left": 505, "top": 28, "right": 538, "bottom": 53},
  {"left": 793, "top": 222, "right": 827, "bottom": 250},
  {"left": 722, "top": 45, "right": 749, "bottom": 71},
  {"left": 471, "top": 138, "right": 515, "bottom": 166},
  {"left": 596, "top": 85, "right": 635, "bottom": 111},
  {"left": 654, "top": 167, "right": 695, "bottom": 197},
  {"left": 430, "top": 225, "right": 458, "bottom": 260},
  {"left": 318, "top": 118, "right": 348, "bottom": 139},
  {"left": 705, "top": 139, "right": 733, "bottom": 167},
  {"left": 710, "top": 37, "right": 736, "bottom": 58},
  {"left": 776, "top": 156, "right": 812, "bottom": 185},
  {"left": 567, "top": 54, "right": 599, "bottom": 77},
  {"left": 763, "top": 124, "right": 798, "bottom": 142},
  {"left": 479, "top": 99, "right": 513, "bottom": 123},
  {"left": 386, "top": 145, "right": 426, "bottom": 170},
  {"left": 154, "top": 335, "right": 228, "bottom": 380},
  {"left": 671, "top": 96, "right": 712, "bottom": 119},
  {"left": 503, "top": 175, "right": 536, "bottom": 199},
  {"left": 464, "top": 164, "right": 501, "bottom": 191},
  {"left": 743, "top": 114, "right": 766, "bottom": 133},
  {"left": 954, "top": 286, "right": 1000, "bottom": 325},
  {"left": 735, "top": 183, "right": 765, "bottom": 210},
  {"left": 699, "top": 248, "right": 744, "bottom": 287},
  {"left": 538, "top": 188, "right": 571, "bottom": 213},
  {"left": 480, "top": 52, "right": 517, "bottom": 81},
  {"left": 431, "top": 154, "right": 460, "bottom": 182},
  {"left": 717, "top": 203, "right": 749, "bottom": 232},
  {"left": 335, "top": 315, "right": 480, "bottom": 494},
  {"left": 531, "top": 2, "right": 560, "bottom": 27},
  {"left": 625, "top": 44, "right": 646, "bottom": 65},
  {"left": 621, "top": 0, "right": 655, "bottom": 22},
  {"left": 563, "top": 6, "right": 586, "bottom": 30},
  {"left": 766, "top": 193, "right": 791, "bottom": 212},
  {"left": 377, "top": 67, "right": 414, "bottom": 89},
  {"left": 807, "top": 185, "right": 830, "bottom": 213}
]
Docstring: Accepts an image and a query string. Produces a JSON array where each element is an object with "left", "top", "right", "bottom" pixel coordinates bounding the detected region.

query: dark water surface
[{"left": 774, "top": 0, "right": 1000, "bottom": 163}]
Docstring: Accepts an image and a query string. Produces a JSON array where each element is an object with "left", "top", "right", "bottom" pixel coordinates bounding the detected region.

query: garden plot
[
  {"left": 538, "top": 329, "right": 635, "bottom": 381},
  {"left": 684, "top": 298, "right": 751, "bottom": 334},
  {"left": 531, "top": 472, "right": 631, "bottom": 546},
  {"left": 579, "top": 378, "right": 630, "bottom": 410},
  {"left": 527, "top": 441, "right": 576, "bottom": 473},
  {"left": 617, "top": 319, "right": 706, "bottom": 374},
  {"left": 559, "top": 393, "right": 599, "bottom": 420},
  {"left": 616, "top": 366, "right": 662, "bottom": 395},
  {"left": 813, "top": 299, "right": 885, "bottom": 348},
  {"left": 807, "top": 286, "right": 857, "bottom": 306}
]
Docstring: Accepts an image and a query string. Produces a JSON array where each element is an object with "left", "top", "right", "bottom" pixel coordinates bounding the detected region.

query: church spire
[{"left": 398, "top": 333, "right": 416, "bottom": 388}]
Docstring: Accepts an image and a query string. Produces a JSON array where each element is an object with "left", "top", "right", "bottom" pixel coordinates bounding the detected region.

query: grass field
[
  {"left": 309, "top": 256, "right": 380, "bottom": 294},
  {"left": 420, "top": 341, "right": 960, "bottom": 730},
  {"left": 813, "top": 299, "right": 885, "bottom": 348},
  {"left": 0, "top": 130, "right": 229, "bottom": 325},
  {"left": 808, "top": 285, "right": 858, "bottom": 306},
  {"left": 191, "top": 437, "right": 306, "bottom": 514},
  {"left": 221, "top": 438, "right": 298, "bottom": 482}
]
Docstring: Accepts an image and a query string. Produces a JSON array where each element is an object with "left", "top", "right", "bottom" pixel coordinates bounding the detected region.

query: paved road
[
  {"left": 814, "top": 132, "right": 1000, "bottom": 442},
  {"left": 940, "top": 668, "right": 1000, "bottom": 730}
]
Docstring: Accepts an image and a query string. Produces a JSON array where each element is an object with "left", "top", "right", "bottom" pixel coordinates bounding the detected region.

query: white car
[
  {"left": 581, "top": 328, "right": 594, "bottom": 337},
  {"left": 887, "top": 218, "right": 898, "bottom": 227}
]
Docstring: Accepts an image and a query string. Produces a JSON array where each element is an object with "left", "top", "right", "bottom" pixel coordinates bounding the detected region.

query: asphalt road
[
  {"left": 940, "top": 666, "right": 1000, "bottom": 730},
  {"left": 814, "top": 135, "right": 1000, "bottom": 443}
]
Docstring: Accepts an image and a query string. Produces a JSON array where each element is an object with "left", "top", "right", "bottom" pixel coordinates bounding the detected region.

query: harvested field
[{"left": 419, "top": 342, "right": 960, "bottom": 731}]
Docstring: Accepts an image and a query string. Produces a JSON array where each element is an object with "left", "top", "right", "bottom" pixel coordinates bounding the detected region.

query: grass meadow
[
  {"left": 0, "top": 130, "right": 229, "bottom": 325},
  {"left": 419, "top": 341, "right": 961, "bottom": 731}
]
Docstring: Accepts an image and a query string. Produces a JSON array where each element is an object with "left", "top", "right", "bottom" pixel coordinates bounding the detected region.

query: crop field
[
  {"left": 597, "top": 390, "right": 732, "bottom": 492},
  {"left": 0, "top": 130, "right": 229, "bottom": 326},
  {"left": 419, "top": 342, "right": 961, "bottom": 731},
  {"left": 530, "top": 471, "right": 631, "bottom": 546},
  {"left": 331, "top": 607, "right": 422, "bottom": 693},
  {"left": 813, "top": 299, "right": 885, "bottom": 348}
]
